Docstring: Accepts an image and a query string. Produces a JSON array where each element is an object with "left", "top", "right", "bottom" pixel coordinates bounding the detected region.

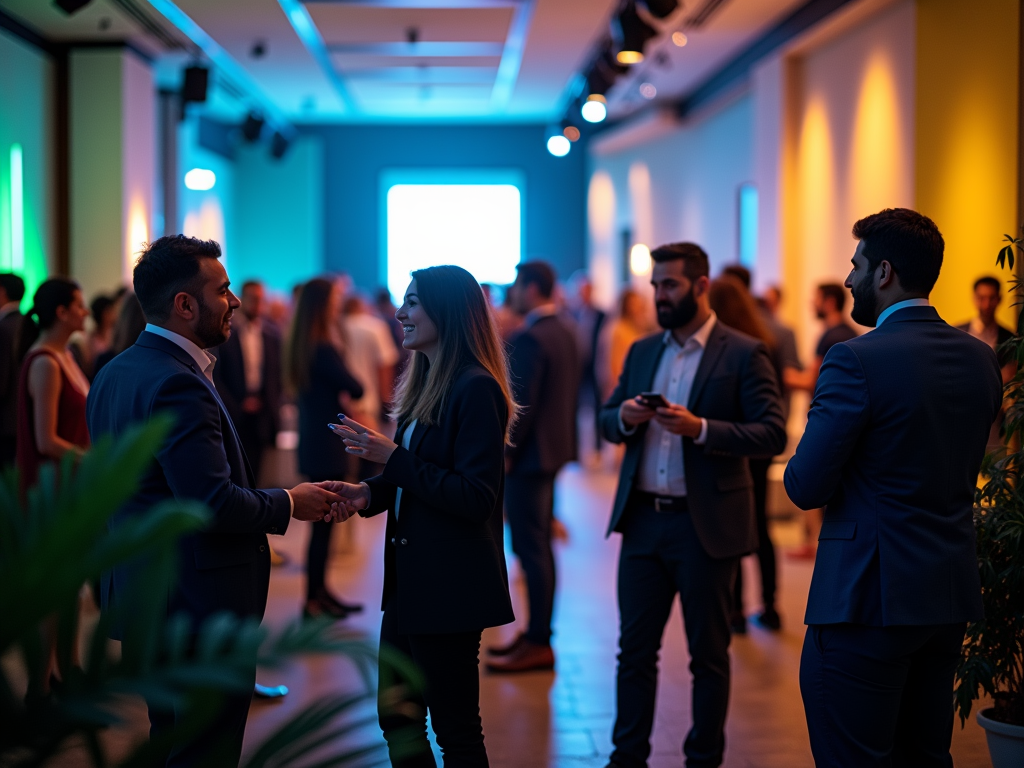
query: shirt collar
[
  {"left": 0, "top": 301, "right": 20, "bottom": 319},
  {"left": 524, "top": 303, "right": 558, "bottom": 328},
  {"left": 663, "top": 312, "right": 717, "bottom": 351},
  {"left": 145, "top": 323, "right": 217, "bottom": 376},
  {"left": 876, "top": 298, "right": 930, "bottom": 327}
]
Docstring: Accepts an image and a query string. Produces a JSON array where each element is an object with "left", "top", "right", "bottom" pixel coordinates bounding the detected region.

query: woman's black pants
[{"left": 378, "top": 599, "right": 488, "bottom": 767}]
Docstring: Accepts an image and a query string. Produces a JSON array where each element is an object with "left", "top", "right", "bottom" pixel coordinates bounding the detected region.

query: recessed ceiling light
[
  {"left": 672, "top": 31, "right": 688, "bottom": 47},
  {"left": 547, "top": 135, "right": 571, "bottom": 157},
  {"left": 640, "top": 83, "right": 657, "bottom": 99},
  {"left": 581, "top": 95, "right": 607, "bottom": 123},
  {"left": 184, "top": 168, "right": 216, "bottom": 191}
]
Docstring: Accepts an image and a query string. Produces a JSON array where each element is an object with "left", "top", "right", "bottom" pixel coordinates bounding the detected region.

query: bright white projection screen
[{"left": 383, "top": 173, "right": 524, "bottom": 302}]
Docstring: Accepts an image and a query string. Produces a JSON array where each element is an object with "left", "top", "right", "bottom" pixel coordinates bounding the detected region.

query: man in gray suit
[{"left": 599, "top": 243, "right": 786, "bottom": 768}]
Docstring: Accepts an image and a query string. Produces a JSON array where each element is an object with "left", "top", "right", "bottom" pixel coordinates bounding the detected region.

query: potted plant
[
  {"left": 954, "top": 230, "right": 1024, "bottom": 768},
  {"left": 0, "top": 417, "right": 422, "bottom": 767}
]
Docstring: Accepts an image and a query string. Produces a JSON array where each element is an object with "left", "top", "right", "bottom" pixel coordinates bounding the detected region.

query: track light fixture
[
  {"left": 270, "top": 132, "right": 289, "bottom": 160},
  {"left": 612, "top": 2, "right": 658, "bottom": 65},
  {"left": 53, "top": 0, "right": 93, "bottom": 15},
  {"left": 241, "top": 112, "right": 265, "bottom": 142},
  {"left": 182, "top": 66, "right": 209, "bottom": 104},
  {"left": 641, "top": 0, "right": 679, "bottom": 19}
]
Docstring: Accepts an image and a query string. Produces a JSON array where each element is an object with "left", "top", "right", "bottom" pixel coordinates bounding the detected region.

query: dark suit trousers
[
  {"left": 504, "top": 471, "right": 557, "bottom": 645},
  {"left": 800, "top": 622, "right": 966, "bottom": 768},
  {"left": 733, "top": 457, "right": 776, "bottom": 615},
  {"left": 148, "top": 667, "right": 255, "bottom": 767},
  {"left": 0, "top": 435, "right": 15, "bottom": 468},
  {"left": 611, "top": 504, "right": 738, "bottom": 768},
  {"left": 378, "top": 599, "right": 488, "bottom": 767}
]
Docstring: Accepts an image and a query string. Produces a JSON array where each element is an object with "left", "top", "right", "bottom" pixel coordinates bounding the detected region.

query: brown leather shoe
[
  {"left": 485, "top": 639, "right": 555, "bottom": 673},
  {"left": 487, "top": 633, "right": 525, "bottom": 657}
]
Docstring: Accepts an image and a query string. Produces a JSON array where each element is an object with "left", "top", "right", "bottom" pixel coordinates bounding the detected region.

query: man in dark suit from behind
[
  {"left": 87, "top": 235, "right": 342, "bottom": 767},
  {"left": 213, "top": 279, "right": 282, "bottom": 485},
  {"left": 600, "top": 243, "right": 787, "bottom": 768},
  {"left": 0, "top": 272, "right": 25, "bottom": 467},
  {"left": 785, "top": 208, "right": 1002, "bottom": 768},
  {"left": 487, "top": 260, "right": 580, "bottom": 673}
]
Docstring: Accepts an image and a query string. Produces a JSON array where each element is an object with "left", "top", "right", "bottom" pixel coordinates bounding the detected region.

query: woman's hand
[
  {"left": 315, "top": 480, "right": 370, "bottom": 522},
  {"left": 329, "top": 414, "right": 398, "bottom": 464}
]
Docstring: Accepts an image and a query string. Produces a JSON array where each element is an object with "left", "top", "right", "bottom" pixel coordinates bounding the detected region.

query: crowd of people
[{"left": 0, "top": 205, "right": 1011, "bottom": 768}]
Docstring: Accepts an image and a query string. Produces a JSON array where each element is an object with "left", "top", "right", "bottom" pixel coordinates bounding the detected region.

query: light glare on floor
[{"left": 184, "top": 168, "right": 216, "bottom": 191}]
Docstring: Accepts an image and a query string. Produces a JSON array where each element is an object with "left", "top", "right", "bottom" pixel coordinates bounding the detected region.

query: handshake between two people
[
  {"left": 619, "top": 395, "right": 704, "bottom": 438},
  {"left": 288, "top": 414, "right": 392, "bottom": 524}
]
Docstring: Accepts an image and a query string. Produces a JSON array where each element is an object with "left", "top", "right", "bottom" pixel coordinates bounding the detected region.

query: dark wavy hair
[
  {"left": 17, "top": 277, "right": 81, "bottom": 362},
  {"left": 133, "top": 235, "right": 222, "bottom": 323}
]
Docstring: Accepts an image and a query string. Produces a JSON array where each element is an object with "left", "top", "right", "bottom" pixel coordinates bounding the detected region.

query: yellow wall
[{"left": 916, "top": 0, "right": 1020, "bottom": 329}]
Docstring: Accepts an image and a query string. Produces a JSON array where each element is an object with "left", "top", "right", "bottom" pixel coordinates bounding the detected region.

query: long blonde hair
[{"left": 391, "top": 265, "right": 519, "bottom": 444}]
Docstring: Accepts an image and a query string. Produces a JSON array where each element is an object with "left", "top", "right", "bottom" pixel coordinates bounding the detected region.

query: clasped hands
[{"left": 620, "top": 396, "right": 703, "bottom": 438}]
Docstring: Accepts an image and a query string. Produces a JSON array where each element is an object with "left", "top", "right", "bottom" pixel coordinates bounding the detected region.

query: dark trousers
[
  {"left": 306, "top": 474, "right": 335, "bottom": 602},
  {"left": 611, "top": 504, "right": 738, "bottom": 768},
  {"left": 378, "top": 600, "right": 488, "bottom": 767},
  {"left": 504, "top": 471, "right": 556, "bottom": 645},
  {"left": 148, "top": 673, "right": 255, "bottom": 767},
  {"left": 733, "top": 457, "right": 776, "bottom": 616},
  {"left": 800, "top": 622, "right": 966, "bottom": 768},
  {"left": 0, "top": 435, "right": 15, "bottom": 468}
]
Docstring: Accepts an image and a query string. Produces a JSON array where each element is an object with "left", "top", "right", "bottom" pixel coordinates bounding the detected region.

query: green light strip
[{"left": 10, "top": 144, "right": 23, "bottom": 272}]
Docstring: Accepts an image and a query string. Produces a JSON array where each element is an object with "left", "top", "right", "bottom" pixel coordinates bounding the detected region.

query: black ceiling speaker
[
  {"left": 241, "top": 112, "right": 265, "bottom": 142},
  {"left": 611, "top": 2, "right": 658, "bottom": 64},
  {"left": 54, "top": 0, "right": 93, "bottom": 15},
  {"left": 642, "top": 0, "right": 679, "bottom": 19},
  {"left": 270, "top": 132, "right": 289, "bottom": 160},
  {"left": 182, "top": 66, "right": 209, "bottom": 103}
]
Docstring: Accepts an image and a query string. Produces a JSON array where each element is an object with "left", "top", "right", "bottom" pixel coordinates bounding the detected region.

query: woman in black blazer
[
  {"left": 285, "top": 277, "right": 364, "bottom": 620},
  {"left": 323, "top": 265, "right": 518, "bottom": 767}
]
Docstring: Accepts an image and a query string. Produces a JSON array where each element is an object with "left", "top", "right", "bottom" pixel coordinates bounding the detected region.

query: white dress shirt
[
  {"left": 235, "top": 316, "right": 264, "bottom": 393},
  {"left": 145, "top": 323, "right": 217, "bottom": 382},
  {"left": 876, "top": 298, "right": 931, "bottom": 327},
  {"left": 393, "top": 418, "right": 418, "bottom": 519},
  {"left": 625, "top": 313, "right": 716, "bottom": 497}
]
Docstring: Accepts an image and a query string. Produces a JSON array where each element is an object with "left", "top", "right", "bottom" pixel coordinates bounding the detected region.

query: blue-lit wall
[{"left": 303, "top": 124, "right": 587, "bottom": 291}]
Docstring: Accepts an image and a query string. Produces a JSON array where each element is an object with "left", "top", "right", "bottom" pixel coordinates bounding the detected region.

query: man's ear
[
  {"left": 173, "top": 292, "right": 197, "bottom": 321},
  {"left": 692, "top": 275, "right": 711, "bottom": 297},
  {"left": 877, "top": 260, "right": 897, "bottom": 291}
]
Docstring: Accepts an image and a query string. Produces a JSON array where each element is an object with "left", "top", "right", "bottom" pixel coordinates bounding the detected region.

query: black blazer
[
  {"left": 506, "top": 314, "right": 580, "bottom": 475},
  {"left": 786, "top": 307, "right": 1002, "bottom": 626},
  {"left": 86, "top": 331, "right": 291, "bottom": 634},
  {"left": 296, "top": 343, "right": 363, "bottom": 479},
  {"left": 0, "top": 310, "right": 21, "bottom": 439},
  {"left": 213, "top": 322, "right": 283, "bottom": 435},
  {"left": 359, "top": 365, "right": 515, "bottom": 634},
  {"left": 599, "top": 322, "right": 787, "bottom": 558}
]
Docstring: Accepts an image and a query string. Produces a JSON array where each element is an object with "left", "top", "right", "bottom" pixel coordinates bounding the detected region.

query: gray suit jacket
[{"left": 599, "top": 322, "right": 787, "bottom": 558}]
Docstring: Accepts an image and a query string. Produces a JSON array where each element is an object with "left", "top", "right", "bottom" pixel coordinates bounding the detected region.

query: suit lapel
[{"left": 688, "top": 325, "right": 727, "bottom": 410}]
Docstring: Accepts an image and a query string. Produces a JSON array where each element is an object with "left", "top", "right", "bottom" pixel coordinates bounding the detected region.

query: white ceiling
[{"left": 0, "top": 0, "right": 812, "bottom": 124}]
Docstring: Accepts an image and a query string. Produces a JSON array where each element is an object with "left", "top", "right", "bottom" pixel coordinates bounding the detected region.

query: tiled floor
[
  {"left": 244, "top": 463, "right": 992, "bottom": 768},
  {"left": 48, "top": 460, "right": 993, "bottom": 767}
]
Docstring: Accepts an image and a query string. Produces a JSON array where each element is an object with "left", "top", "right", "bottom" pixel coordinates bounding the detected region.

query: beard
[
  {"left": 195, "top": 295, "right": 231, "bottom": 348},
  {"left": 657, "top": 287, "right": 698, "bottom": 330},
  {"left": 849, "top": 276, "right": 878, "bottom": 327}
]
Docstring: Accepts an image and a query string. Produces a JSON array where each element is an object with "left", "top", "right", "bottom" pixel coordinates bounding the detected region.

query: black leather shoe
[
  {"left": 487, "top": 633, "right": 525, "bottom": 657},
  {"left": 320, "top": 592, "right": 363, "bottom": 614},
  {"left": 754, "top": 609, "right": 782, "bottom": 631}
]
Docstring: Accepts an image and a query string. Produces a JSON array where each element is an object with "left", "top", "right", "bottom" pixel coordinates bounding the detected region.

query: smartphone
[{"left": 637, "top": 392, "right": 669, "bottom": 409}]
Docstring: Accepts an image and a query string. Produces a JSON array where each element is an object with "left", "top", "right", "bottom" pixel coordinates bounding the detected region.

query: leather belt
[{"left": 633, "top": 491, "right": 689, "bottom": 513}]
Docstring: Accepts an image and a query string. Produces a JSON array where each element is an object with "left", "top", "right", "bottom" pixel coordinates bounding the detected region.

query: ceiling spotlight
[
  {"left": 672, "top": 31, "right": 688, "bottom": 47},
  {"left": 581, "top": 94, "right": 607, "bottom": 124},
  {"left": 54, "top": 0, "right": 93, "bottom": 15},
  {"left": 547, "top": 135, "right": 571, "bottom": 157},
  {"left": 563, "top": 125, "right": 581, "bottom": 142},
  {"left": 640, "top": 82, "right": 657, "bottom": 99},
  {"left": 612, "top": 2, "right": 657, "bottom": 65},
  {"left": 250, "top": 40, "right": 267, "bottom": 59},
  {"left": 184, "top": 168, "right": 216, "bottom": 191},
  {"left": 182, "top": 66, "right": 209, "bottom": 104},
  {"left": 642, "top": 0, "right": 679, "bottom": 19},
  {"left": 270, "top": 132, "right": 289, "bottom": 160},
  {"left": 241, "top": 112, "right": 265, "bottom": 142}
]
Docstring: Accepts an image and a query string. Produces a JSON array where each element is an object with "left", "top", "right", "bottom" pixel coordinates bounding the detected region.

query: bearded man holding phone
[{"left": 598, "top": 242, "right": 786, "bottom": 768}]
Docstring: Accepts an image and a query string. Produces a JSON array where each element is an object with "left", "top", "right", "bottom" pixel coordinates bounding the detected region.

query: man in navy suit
[
  {"left": 88, "top": 235, "right": 342, "bottom": 767},
  {"left": 785, "top": 208, "right": 1003, "bottom": 767}
]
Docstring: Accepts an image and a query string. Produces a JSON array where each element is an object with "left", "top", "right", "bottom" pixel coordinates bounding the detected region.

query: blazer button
[
  {"left": 259, "top": 545, "right": 266, "bottom": 552},
  {"left": 400, "top": 538, "right": 408, "bottom": 546},
  {"left": 269, "top": 527, "right": 277, "bottom": 534},
  {"left": 390, "top": 537, "right": 396, "bottom": 545}
]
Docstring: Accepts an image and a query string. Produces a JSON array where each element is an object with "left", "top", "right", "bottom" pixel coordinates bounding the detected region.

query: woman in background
[
  {"left": 17, "top": 278, "right": 91, "bottom": 490},
  {"left": 93, "top": 292, "right": 146, "bottom": 375},
  {"left": 285, "top": 277, "right": 365, "bottom": 620},
  {"left": 322, "top": 265, "right": 517, "bottom": 767},
  {"left": 605, "top": 288, "right": 649, "bottom": 396},
  {"left": 708, "top": 275, "right": 784, "bottom": 634}
]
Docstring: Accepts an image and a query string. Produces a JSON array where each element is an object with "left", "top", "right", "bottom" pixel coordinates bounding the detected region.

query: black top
[
  {"left": 296, "top": 343, "right": 363, "bottom": 479},
  {"left": 0, "top": 310, "right": 22, "bottom": 438},
  {"left": 359, "top": 364, "right": 515, "bottom": 634},
  {"left": 815, "top": 322, "right": 858, "bottom": 359},
  {"left": 786, "top": 307, "right": 1002, "bottom": 625},
  {"left": 506, "top": 313, "right": 581, "bottom": 475}
]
